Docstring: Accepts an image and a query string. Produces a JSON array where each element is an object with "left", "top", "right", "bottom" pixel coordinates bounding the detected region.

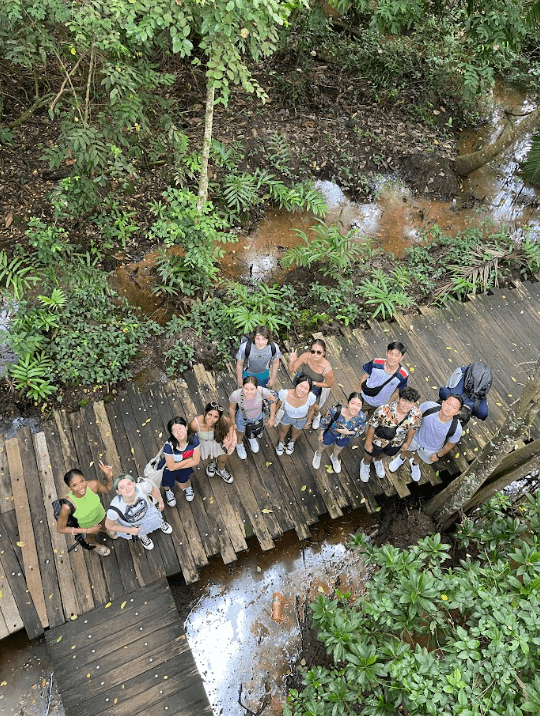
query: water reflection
[{"left": 184, "top": 512, "right": 371, "bottom": 715}]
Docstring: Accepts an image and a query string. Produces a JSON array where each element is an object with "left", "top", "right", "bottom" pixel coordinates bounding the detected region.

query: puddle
[
  {"left": 178, "top": 510, "right": 373, "bottom": 715},
  {"left": 0, "top": 632, "right": 63, "bottom": 716}
]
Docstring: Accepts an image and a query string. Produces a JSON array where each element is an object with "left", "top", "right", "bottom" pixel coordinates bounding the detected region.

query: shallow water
[{"left": 182, "top": 510, "right": 372, "bottom": 715}]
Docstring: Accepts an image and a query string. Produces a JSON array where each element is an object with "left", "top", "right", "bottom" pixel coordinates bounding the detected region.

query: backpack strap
[
  {"left": 364, "top": 364, "right": 401, "bottom": 395},
  {"left": 243, "top": 339, "right": 277, "bottom": 369},
  {"left": 422, "top": 406, "right": 459, "bottom": 444},
  {"left": 108, "top": 504, "right": 128, "bottom": 522},
  {"left": 324, "top": 404, "right": 342, "bottom": 435}
]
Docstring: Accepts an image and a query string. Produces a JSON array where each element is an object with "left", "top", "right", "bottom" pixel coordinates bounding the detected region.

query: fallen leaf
[
  {"left": 16, "top": 541, "right": 24, "bottom": 548},
  {"left": 261, "top": 508, "right": 273, "bottom": 513},
  {"left": 56, "top": 636, "right": 62, "bottom": 643},
  {"left": 5, "top": 211, "right": 13, "bottom": 228},
  {"left": 105, "top": 602, "right": 111, "bottom": 608},
  {"left": 301, "top": 485, "right": 307, "bottom": 491},
  {"left": 317, "top": 586, "right": 325, "bottom": 593},
  {"left": 121, "top": 601, "right": 127, "bottom": 609},
  {"left": 265, "top": 461, "right": 272, "bottom": 468},
  {"left": 70, "top": 615, "right": 77, "bottom": 620}
]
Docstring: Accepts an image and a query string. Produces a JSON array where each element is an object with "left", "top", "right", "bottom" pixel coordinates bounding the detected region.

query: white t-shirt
[{"left": 417, "top": 401, "right": 462, "bottom": 452}]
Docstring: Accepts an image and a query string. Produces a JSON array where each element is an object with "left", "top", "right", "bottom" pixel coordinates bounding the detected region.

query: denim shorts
[
  {"left": 322, "top": 429, "right": 350, "bottom": 448},
  {"left": 235, "top": 410, "right": 264, "bottom": 433},
  {"left": 281, "top": 411, "right": 308, "bottom": 430}
]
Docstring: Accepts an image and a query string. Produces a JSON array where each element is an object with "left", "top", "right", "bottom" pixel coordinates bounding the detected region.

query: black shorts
[{"left": 364, "top": 443, "right": 401, "bottom": 458}]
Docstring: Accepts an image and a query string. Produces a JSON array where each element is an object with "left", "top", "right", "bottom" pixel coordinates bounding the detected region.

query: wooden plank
[
  {"left": 144, "top": 381, "right": 229, "bottom": 560},
  {"left": 162, "top": 381, "right": 249, "bottom": 555},
  {"left": 0, "top": 512, "right": 43, "bottom": 638},
  {"left": 6, "top": 436, "right": 48, "bottom": 628},
  {"left": 0, "top": 543, "right": 24, "bottom": 635},
  {"left": 47, "top": 580, "right": 172, "bottom": 658},
  {"left": 32, "top": 431, "right": 80, "bottom": 622},
  {"left": 91, "top": 401, "right": 141, "bottom": 594},
  {"left": 81, "top": 402, "right": 161, "bottom": 596},
  {"left": 120, "top": 386, "right": 182, "bottom": 577},
  {"left": 0, "top": 435, "right": 13, "bottom": 514},
  {"left": 16, "top": 427, "right": 64, "bottom": 627},
  {"left": 150, "top": 382, "right": 240, "bottom": 561},
  {"left": 42, "top": 420, "right": 95, "bottom": 614},
  {"left": 125, "top": 383, "right": 210, "bottom": 573},
  {"left": 66, "top": 410, "right": 111, "bottom": 607}
]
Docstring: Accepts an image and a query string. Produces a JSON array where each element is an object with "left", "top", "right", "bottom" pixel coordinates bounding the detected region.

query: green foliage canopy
[{"left": 285, "top": 494, "right": 540, "bottom": 716}]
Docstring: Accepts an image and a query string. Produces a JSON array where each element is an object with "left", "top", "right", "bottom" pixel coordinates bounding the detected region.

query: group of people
[{"left": 56, "top": 327, "right": 491, "bottom": 558}]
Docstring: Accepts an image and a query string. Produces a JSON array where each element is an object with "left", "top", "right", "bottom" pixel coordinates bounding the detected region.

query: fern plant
[
  {"left": 282, "top": 220, "right": 369, "bottom": 280},
  {"left": 0, "top": 252, "right": 40, "bottom": 299},
  {"left": 224, "top": 282, "right": 295, "bottom": 334},
  {"left": 8, "top": 353, "right": 57, "bottom": 402},
  {"left": 356, "top": 269, "right": 414, "bottom": 319}
]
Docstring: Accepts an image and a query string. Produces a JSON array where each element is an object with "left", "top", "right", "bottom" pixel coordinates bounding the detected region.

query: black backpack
[
  {"left": 462, "top": 362, "right": 492, "bottom": 411},
  {"left": 323, "top": 404, "right": 342, "bottom": 435},
  {"left": 240, "top": 335, "right": 277, "bottom": 369},
  {"left": 51, "top": 499, "right": 96, "bottom": 552}
]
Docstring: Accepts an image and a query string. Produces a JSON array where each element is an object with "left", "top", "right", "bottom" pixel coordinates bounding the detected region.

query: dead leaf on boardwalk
[
  {"left": 16, "top": 541, "right": 24, "bottom": 548},
  {"left": 56, "top": 636, "right": 62, "bottom": 643},
  {"left": 70, "top": 615, "right": 77, "bottom": 620},
  {"left": 325, "top": 465, "right": 332, "bottom": 472},
  {"left": 105, "top": 602, "right": 111, "bottom": 608},
  {"left": 121, "top": 601, "right": 127, "bottom": 609},
  {"left": 352, "top": 445, "right": 359, "bottom": 450},
  {"left": 301, "top": 485, "right": 307, "bottom": 491},
  {"left": 261, "top": 508, "right": 273, "bottom": 513},
  {"left": 265, "top": 461, "right": 272, "bottom": 467}
]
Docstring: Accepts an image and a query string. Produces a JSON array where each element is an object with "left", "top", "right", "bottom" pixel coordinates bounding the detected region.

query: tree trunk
[
  {"left": 454, "top": 105, "right": 540, "bottom": 177},
  {"left": 197, "top": 83, "right": 215, "bottom": 212},
  {"left": 424, "top": 360, "right": 540, "bottom": 526}
]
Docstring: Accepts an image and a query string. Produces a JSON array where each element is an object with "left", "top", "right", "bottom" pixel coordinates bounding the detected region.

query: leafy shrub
[
  {"left": 282, "top": 220, "right": 371, "bottom": 280},
  {"left": 224, "top": 282, "right": 296, "bottom": 334},
  {"left": 357, "top": 269, "right": 414, "bottom": 319},
  {"left": 164, "top": 342, "right": 195, "bottom": 377},
  {"left": 286, "top": 493, "right": 540, "bottom": 716}
]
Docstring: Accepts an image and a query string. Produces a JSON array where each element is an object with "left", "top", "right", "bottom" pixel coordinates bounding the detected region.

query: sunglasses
[
  {"left": 310, "top": 349, "right": 323, "bottom": 355},
  {"left": 209, "top": 402, "right": 224, "bottom": 413}
]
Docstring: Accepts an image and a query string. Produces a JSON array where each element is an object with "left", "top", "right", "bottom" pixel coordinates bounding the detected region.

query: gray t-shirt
[
  {"left": 236, "top": 341, "right": 281, "bottom": 375},
  {"left": 107, "top": 483, "right": 152, "bottom": 526},
  {"left": 417, "top": 401, "right": 462, "bottom": 452}
]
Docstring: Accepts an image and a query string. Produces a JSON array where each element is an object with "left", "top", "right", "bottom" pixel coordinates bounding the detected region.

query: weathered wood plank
[
  {"left": 6, "top": 436, "right": 48, "bottom": 628},
  {"left": 0, "top": 435, "right": 13, "bottom": 514},
  {"left": 32, "top": 431, "right": 80, "bottom": 622}
]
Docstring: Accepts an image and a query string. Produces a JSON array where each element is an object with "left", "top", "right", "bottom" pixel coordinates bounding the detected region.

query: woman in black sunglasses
[
  {"left": 288, "top": 338, "right": 335, "bottom": 430},
  {"left": 189, "top": 402, "right": 236, "bottom": 483}
]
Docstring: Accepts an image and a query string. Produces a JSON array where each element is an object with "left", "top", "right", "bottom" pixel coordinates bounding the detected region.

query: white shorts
[{"left": 408, "top": 437, "right": 437, "bottom": 464}]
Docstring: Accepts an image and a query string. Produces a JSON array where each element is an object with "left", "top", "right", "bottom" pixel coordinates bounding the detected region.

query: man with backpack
[
  {"left": 438, "top": 362, "right": 492, "bottom": 424},
  {"left": 356, "top": 341, "right": 409, "bottom": 417},
  {"left": 388, "top": 395, "right": 463, "bottom": 482},
  {"left": 236, "top": 326, "right": 281, "bottom": 388}
]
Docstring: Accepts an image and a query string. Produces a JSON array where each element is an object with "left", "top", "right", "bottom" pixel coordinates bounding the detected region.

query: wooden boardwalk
[
  {"left": 0, "top": 279, "right": 539, "bottom": 642},
  {"left": 45, "top": 579, "right": 213, "bottom": 716}
]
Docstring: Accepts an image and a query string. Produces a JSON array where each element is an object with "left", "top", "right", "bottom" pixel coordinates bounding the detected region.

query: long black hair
[{"left": 166, "top": 416, "right": 194, "bottom": 451}]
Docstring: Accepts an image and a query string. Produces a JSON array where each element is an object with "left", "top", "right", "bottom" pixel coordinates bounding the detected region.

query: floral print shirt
[
  {"left": 368, "top": 401, "right": 422, "bottom": 447},
  {"left": 320, "top": 405, "right": 366, "bottom": 438}
]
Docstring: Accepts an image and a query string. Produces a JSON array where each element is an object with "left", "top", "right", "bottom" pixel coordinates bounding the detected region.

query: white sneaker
[
  {"left": 311, "top": 414, "right": 321, "bottom": 430},
  {"left": 389, "top": 455, "right": 405, "bottom": 472},
  {"left": 184, "top": 485, "right": 195, "bottom": 501},
  {"left": 216, "top": 468, "right": 234, "bottom": 484},
  {"left": 248, "top": 437, "right": 260, "bottom": 453},
  {"left": 236, "top": 443, "right": 247, "bottom": 460},
  {"left": 276, "top": 441, "right": 285, "bottom": 456},
  {"left": 206, "top": 461, "right": 217, "bottom": 477},
  {"left": 159, "top": 521, "right": 172, "bottom": 534},
  {"left": 164, "top": 488, "right": 176, "bottom": 507},
  {"left": 410, "top": 458, "right": 421, "bottom": 482},
  {"left": 360, "top": 460, "right": 370, "bottom": 482},
  {"left": 330, "top": 455, "right": 341, "bottom": 473},
  {"left": 139, "top": 534, "right": 154, "bottom": 550},
  {"left": 374, "top": 460, "right": 385, "bottom": 478},
  {"left": 312, "top": 452, "right": 321, "bottom": 469},
  {"left": 285, "top": 441, "right": 295, "bottom": 455}
]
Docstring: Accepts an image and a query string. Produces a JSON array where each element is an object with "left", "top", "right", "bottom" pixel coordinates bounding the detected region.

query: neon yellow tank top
[{"left": 67, "top": 488, "right": 105, "bottom": 529}]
